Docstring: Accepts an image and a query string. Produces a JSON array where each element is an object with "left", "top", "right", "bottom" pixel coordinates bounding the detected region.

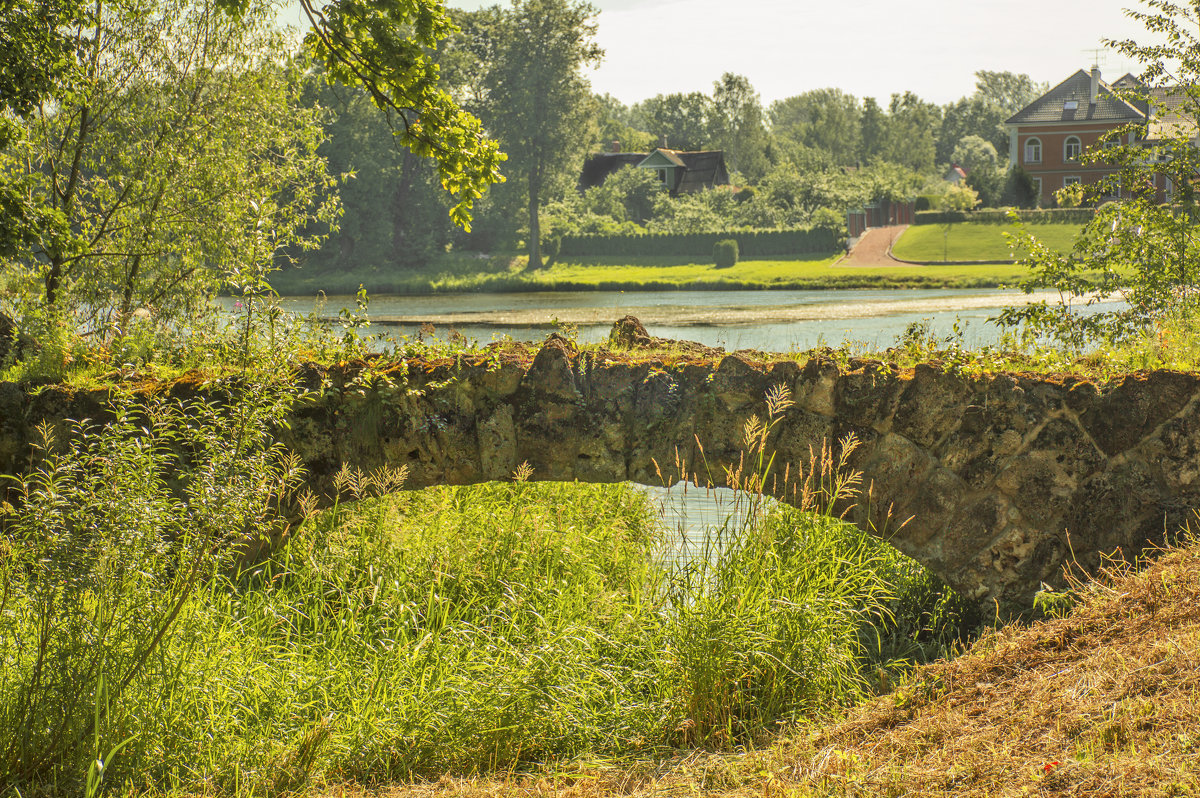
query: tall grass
[{"left": 0, "top": 384, "right": 967, "bottom": 795}]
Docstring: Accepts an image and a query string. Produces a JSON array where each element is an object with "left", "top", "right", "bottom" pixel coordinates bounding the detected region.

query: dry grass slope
[{"left": 320, "top": 537, "right": 1200, "bottom": 798}]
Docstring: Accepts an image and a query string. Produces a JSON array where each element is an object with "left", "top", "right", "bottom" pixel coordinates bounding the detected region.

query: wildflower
[{"left": 1042, "top": 760, "right": 1060, "bottom": 773}]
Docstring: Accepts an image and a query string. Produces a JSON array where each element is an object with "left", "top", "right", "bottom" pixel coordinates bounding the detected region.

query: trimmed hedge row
[
  {"left": 913, "top": 208, "right": 1095, "bottom": 225},
  {"left": 558, "top": 227, "right": 838, "bottom": 258}
]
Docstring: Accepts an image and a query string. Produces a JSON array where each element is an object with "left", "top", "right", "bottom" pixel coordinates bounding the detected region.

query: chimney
[
  {"left": 1090, "top": 65, "right": 1101, "bottom": 105},
  {"left": 660, "top": 134, "right": 668, "bottom": 149},
  {"left": 611, "top": 140, "right": 620, "bottom": 153}
]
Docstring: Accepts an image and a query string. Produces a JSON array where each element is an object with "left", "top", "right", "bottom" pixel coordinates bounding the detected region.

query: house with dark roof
[
  {"left": 1004, "top": 67, "right": 1192, "bottom": 205},
  {"left": 579, "top": 143, "right": 730, "bottom": 197}
]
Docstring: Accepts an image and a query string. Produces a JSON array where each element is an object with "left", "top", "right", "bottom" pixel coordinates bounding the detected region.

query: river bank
[{"left": 269, "top": 253, "right": 1030, "bottom": 296}]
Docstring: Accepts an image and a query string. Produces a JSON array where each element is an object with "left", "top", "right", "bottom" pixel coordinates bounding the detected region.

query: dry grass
[{"left": 313, "top": 537, "right": 1200, "bottom": 798}]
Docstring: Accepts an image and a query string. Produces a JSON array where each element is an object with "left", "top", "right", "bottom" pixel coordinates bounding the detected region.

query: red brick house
[{"left": 1004, "top": 67, "right": 1174, "bottom": 205}]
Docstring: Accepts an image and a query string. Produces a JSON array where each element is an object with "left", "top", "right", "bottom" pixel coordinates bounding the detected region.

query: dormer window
[
  {"left": 1065, "top": 136, "right": 1082, "bottom": 161},
  {"left": 1025, "top": 137, "right": 1042, "bottom": 164}
]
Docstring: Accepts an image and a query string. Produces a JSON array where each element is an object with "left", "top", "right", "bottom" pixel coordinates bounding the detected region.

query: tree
[
  {"left": 3, "top": 0, "right": 337, "bottom": 322},
  {"left": 769, "top": 89, "right": 862, "bottom": 167},
  {"left": 0, "top": 0, "right": 91, "bottom": 260},
  {"left": 300, "top": 69, "right": 457, "bottom": 273},
  {"left": 938, "top": 71, "right": 1046, "bottom": 162},
  {"left": 293, "top": 0, "right": 503, "bottom": 229},
  {"left": 859, "top": 97, "right": 888, "bottom": 163},
  {"left": 709, "top": 73, "right": 770, "bottom": 182},
  {"left": 951, "top": 135, "right": 999, "bottom": 172},
  {"left": 592, "top": 93, "right": 653, "bottom": 153},
  {"left": 631, "top": 91, "right": 712, "bottom": 151},
  {"left": 998, "top": 0, "right": 1200, "bottom": 347},
  {"left": 481, "top": 0, "right": 602, "bottom": 268},
  {"left": 877, "top": 92, "right": 940, "bottom": 173}
]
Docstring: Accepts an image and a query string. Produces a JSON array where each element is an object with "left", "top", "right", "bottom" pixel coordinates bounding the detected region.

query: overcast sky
[{"left": 285, "top": 0, "right": 1157, "bottom": 106}]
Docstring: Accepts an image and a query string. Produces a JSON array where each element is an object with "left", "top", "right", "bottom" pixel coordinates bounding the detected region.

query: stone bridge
[{"left": 4, "top": 330, "right": 1200, "bottom": 608}]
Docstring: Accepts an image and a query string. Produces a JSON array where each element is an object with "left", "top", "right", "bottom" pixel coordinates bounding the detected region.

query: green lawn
[
  {"left": 270, "top": 252, "right": 1029, "bottom": 296},
  {"left": 890, "top": 222, "right": 1084, "bottom": 263}
]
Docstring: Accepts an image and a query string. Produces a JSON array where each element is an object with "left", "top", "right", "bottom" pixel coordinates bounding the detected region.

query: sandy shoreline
[{"left": 365, "top": 290, "right": 1074, "bottom": 328}]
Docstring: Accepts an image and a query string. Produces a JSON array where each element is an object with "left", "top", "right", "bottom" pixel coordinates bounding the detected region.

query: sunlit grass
[
  {"left": 890, "top": 221, "right": 1083, "bottom": 262},
  {"left": 270, "top": 252, "right": 1030, "bottom": 295}
]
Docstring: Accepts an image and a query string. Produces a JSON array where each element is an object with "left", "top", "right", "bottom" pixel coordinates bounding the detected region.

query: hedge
[
  {"left": 557, "top": 227, "right": 838, "bottom": 258},
  {"left": 913, "top": 208, "right": 1095, "bottom": 226}
]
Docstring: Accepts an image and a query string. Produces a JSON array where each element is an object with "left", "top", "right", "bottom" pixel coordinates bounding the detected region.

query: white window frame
[
  {"left": 1031, "top": 176, "right": 1043, "bottom": 200},
  {"left": 1064, "top": 136, "right": 1082, "bottom": 161},
  {"left": 1063, "top": 176, "right": 1081, "bottom": 188},
  {"left": 1024, "top": 137, "right": 1042, "bottom": 164}
]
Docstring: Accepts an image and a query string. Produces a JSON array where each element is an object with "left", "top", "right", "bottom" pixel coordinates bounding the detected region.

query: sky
[{"left": 282, "top": 0, "right": 1158, "bottom": 107}]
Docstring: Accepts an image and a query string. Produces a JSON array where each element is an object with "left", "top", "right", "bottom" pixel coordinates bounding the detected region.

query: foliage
[
  {"left": 938, "top": 71, "right": 1046, "bottom": 162},
  {"left": 630, "top": 91, "right": 712, "bottom": 151},
  {"left": 592, "top": 92, "right": 654, "bottom": 153},
  {"left": 2, "top": 0, "right": 337, "bottom": 328},
  {"left": 1001, "top": 165, "right": 1040, "bottom": 208},
  {"left": 710, "top": 73, "right": 770, "bottom": 182},
  {"left": 770, "top": 88, "right": 863, "bottom": 167},
  {"left": 912, "top": 208, "right": 1093, "bottom": 225},
  {"left": 713, "top": 238, "right": 739, "bottom": 268},
  {"left": 478, "top": 0, "right": 603, "bottom": 268},
  {"left": 0, "top": 377, "right": 303, "bottom": 791},
  {"left": 560, "top": 228, "right": 838, "bottom": 259},
  {"left": 293, "top": 0, "right": 503, "bottom": 230},
  {"left": 298, "top": 68, "right": 457, "bottom": 273},
  {"left": 998, "top": 0, "right": 1200, "bottom": 348},
  {"left": 941, "top": 184, "right": 980, "bottom": 213},
  {"left": 539, "top": 165, "right": 664, "bottom": 238}
]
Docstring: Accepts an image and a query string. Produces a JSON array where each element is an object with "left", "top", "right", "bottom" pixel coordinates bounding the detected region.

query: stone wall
[{"left": 3, "top": 336, "right": 1199, "bottom": 609}]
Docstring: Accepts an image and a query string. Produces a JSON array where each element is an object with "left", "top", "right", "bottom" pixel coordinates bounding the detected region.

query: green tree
[
  {"left": 710, "top": 73, "right": 770, "bottom": 182},
  {"left": 998, "top": 0, "right": 1200, "bottom": 346},
  {"left": 481, "top": 0, "right": 602, "bottom": 268},
  {"left": 4, "top": 0, "right": 336, "bottom": 322},
  {"left": 877, "top": 92, "right": 940, "bottom": 173},
  {"left": 301, "top": 70, "right": 456, "bottom": 273},
  {"left": 939, "top": 71, "right": 1046, "bottom": 162},
  {"left": 631, "top": 91, "right": 712, "bottom": 151},
  {"left": 859, "top": 97, "right": 888, "bottom": 163},
  {"left": 293, "top": 0, "right": 503, "bottom": 229},
  {"left": 769, "top": 89, "right": 862, "bottom": 166},
  {"left": 592, "top": 93, "right": 654, "bottom": 153}
]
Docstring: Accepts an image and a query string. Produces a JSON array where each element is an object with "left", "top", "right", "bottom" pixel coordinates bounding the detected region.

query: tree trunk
[{"left": 526, "top": 172, "right": 542, "bottom": 270}]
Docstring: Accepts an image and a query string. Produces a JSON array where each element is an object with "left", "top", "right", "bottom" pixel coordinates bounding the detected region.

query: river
[{"left": 275, "top": 287, "right": 1111, "bottom": 352}]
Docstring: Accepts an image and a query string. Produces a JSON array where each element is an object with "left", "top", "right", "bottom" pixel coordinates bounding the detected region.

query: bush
[{"left": 713, "top": 238, "right": 739, "bottom": 268}]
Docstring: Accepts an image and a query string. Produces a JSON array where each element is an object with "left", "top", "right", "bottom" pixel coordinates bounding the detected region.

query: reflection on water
[{"left": 638, "top": 482, "right": 779, "bottom": 564}]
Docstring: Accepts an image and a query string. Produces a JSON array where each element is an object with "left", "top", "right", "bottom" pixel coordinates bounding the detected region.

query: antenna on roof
[{"left": 1082, "top": 47, "right": 1109, "bottom": 68}]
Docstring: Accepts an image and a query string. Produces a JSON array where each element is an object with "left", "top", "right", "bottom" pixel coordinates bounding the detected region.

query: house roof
[
  {"left": 1147, "top": 87, "right": 1199, "bottom": 141},
  {"left": 578, "top": 148, "right": 729, "bottom": 194},
  {"left": 579, "top": 153, "right": 645, "bottom": 190},
  {"left": 671, "top": 151, "right": 728, "bottom": 193},
  {"left": 641, "top": 148, "right": 687, "bottom": 168},
  {"left": 1005, "top": 69, "right": 1146, "bottom": 125}
]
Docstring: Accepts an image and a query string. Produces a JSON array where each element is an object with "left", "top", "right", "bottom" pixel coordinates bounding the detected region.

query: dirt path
[{"left": 838, "top": 225, "right": 909, "bottom": 267}]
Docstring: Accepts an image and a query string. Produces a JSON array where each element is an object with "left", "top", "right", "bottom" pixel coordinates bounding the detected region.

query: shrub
[{"left": 713, "top": 238, "right": 738, "bottom": 268}]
